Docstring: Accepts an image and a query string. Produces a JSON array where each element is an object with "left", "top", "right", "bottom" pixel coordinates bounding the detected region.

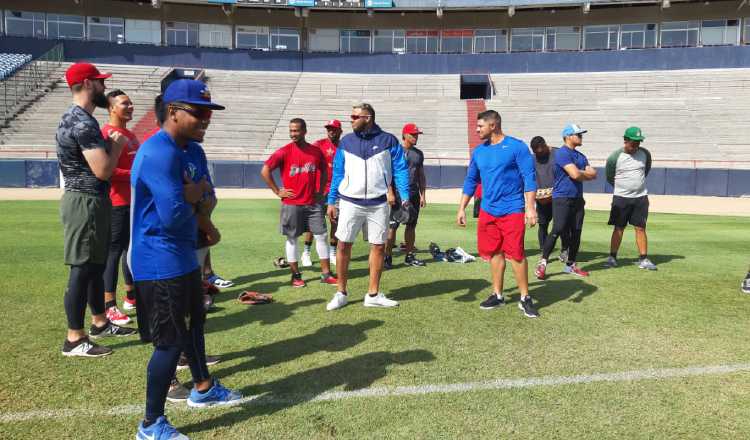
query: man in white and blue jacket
[{"left": 325, "top": 103, "right": 410, "bottom": 311}]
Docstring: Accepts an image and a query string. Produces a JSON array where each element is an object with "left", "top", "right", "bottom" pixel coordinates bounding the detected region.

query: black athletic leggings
[
  {"left": 64, "top": 263, "right": 106, "bottom": 330},
  {"left": 538, "top": 223, "right": 571, "bottom": 254},
  {"left": 542, "top": 198, "right": 585, "bottom": 264},
  {"left": 103, "top": 206, "right": 133, "bottom": 293}
]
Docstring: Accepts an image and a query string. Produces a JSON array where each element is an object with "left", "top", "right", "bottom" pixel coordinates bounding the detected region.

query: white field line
[{"left": 3, "top": 362, "right": 750, "bottom": 423}]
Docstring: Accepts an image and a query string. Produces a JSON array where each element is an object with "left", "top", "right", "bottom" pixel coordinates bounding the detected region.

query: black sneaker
[
  {"left": 89, "top": 321, "right": 138, "bottom": 339},
  {"left": 177, "top": 354, "right": 221, "bottom": 371},
  {"left": 518, "top": 296, "right": 540, "bottom": 318},
  {"left": 384, "top": 255, "right": 393, "bottom": 270},
  {"left": 742, "top": 277, "right": 750, "bottom": 294},
  {"left": 404, "top": 253, "right": 426, "bottom": 267},
  {"left": 166, "top": 377, "right": 190, "bottom": 402},
  {"left": 479, "top": 293, "right": 505, "bottom": 310},
  {"left": 62, "top": 337, "right": 113, "bottom": 357}
]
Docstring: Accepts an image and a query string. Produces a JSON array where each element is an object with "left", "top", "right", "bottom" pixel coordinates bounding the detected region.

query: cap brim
[
  {"left": 626, "top": 136, "right": 644, "bottom": 141},
  {"left": 177, "top": 99, "right": 226, "bottom": 110},
  {"left": 93, "top": 73, "right": 112, "bottom": 80},
  {"left": 576, "top": 130, "right": 588, "bottom": 135},
  {"left": 325, "top": 124, "right": 342, "bottom": 129}
]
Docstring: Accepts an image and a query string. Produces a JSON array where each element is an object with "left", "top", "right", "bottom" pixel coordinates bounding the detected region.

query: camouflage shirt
[{"left": 56, "top": 105, "right": 110, "bottom": 195}]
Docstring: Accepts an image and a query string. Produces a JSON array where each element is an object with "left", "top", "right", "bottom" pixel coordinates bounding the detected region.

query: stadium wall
[
  {"left": 3, "top": 36, "right": 750, "bottom": 73},
  {"left": 3, "top": 159, "right": 748, "bottom": 197}
]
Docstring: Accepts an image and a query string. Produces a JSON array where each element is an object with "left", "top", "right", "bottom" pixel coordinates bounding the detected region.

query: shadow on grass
[
  {"left": 387, "top": 278, "right": 490, "bottom": 303},
  {"left": 213, "top": 320, "right": 384, "bottom": 377},
  {"left": 179, "top": 349, "right": 435, "bottom": 435},
  {"left": 205, "top": 298, "right": 325, "bottom": 335}
]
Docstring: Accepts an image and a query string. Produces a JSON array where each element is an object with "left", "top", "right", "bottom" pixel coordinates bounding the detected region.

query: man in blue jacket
[
  {"left": 130, "top": 80, "right": 241, "bottom": 440},
  {"left": 457, "top": 110, "right": 540, "bottom": 318},
  {"left": 325, "top": 103, "right": 410, "bottom": 311}
]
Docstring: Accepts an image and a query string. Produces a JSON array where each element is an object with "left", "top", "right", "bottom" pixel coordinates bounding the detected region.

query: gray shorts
[{"left": 280, "top": 203, "right": 327, "bottom": 238}]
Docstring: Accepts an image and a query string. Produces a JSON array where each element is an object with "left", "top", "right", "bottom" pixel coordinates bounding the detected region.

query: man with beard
[
  {"left": 58, "top": 63, "right": 137, "bottom": 358},
  {"left": 131, "top": 80, "right": 241, "bottom": 439}
]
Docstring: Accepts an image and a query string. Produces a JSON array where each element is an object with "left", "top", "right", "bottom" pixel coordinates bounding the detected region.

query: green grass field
[{"left": 1, "top": 199, "right": 749, "bottom": 439}]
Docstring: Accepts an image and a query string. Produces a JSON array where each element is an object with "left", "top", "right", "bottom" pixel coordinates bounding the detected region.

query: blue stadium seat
[{"left": 0, "top": 53, "right": 34, "bottom": 80}]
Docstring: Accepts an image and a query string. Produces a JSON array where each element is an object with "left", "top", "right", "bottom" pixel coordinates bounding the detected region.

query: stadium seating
[
  {"left": 0, "top": 53, "right": 32, "bottom": 80},
  {"left": 2, "top": 64, "right": 750, "bottom": 168}
]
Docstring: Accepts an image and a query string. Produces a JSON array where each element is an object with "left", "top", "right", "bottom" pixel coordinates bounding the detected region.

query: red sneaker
[
  {"left": 564, "top": 263, "right": 589, "bottom": 277},
  {"left": 320, "top": 273, "right": 338, "bottom": 285},
  {"left": 534, "top": 261, "right": 547, "bottom": 280},
  {"left": 106, "top": 306, "right": 131, "bottom": 326},
  {"left": 122, "top": 297, "right": 136, "bottom": 311},
  {"left": 291, "top": 273, "right": 306, "bottom": 288}
]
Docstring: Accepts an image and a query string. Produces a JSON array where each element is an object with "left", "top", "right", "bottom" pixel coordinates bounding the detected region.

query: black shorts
[
  {"left": 389, "top": 195, "right": 421, "bottom": 229},
  {"left": 608, "top": 195, "right": 649, "bottom": 228},
  {"left": 134, "top": 270, "right": 204, "bottom": 347},
  {"left": 536, "top": 200, "right": 553, "bottom": 225},
  {"left": 280, "top": 203, "right": 327, "bottom": 238}
]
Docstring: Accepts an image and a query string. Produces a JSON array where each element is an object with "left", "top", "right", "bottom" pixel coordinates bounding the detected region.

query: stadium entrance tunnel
[{"left": 460, "top": 74, "right": 492, "bottom": 100}]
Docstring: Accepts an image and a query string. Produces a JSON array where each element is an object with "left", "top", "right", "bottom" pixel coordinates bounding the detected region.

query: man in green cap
[{"left": 604, "top": 126, "right": 656, "bottom": 270}]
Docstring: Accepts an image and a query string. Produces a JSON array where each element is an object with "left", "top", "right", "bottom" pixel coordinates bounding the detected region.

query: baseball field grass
[{"left": 1, "top": 199, "right": 749, "bottom": 439}]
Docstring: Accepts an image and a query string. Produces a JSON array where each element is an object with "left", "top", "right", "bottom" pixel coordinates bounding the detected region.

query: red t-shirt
[
  {"left": 142, "top": 126, "right": 160, "bottom": 142},
  {"left": 102, "top": 124, "right": 140, "bottom": 207},
  {"left": 312, "top": 137, "right": 338, "bottom": 193},
  {"left": 265, "top": 142, "right": 326, "bottom": 206}
]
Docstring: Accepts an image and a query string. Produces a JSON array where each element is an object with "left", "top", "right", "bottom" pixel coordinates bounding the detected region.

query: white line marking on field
[{"left": 3, "top": 363, "right": 749, "bottom": 423}]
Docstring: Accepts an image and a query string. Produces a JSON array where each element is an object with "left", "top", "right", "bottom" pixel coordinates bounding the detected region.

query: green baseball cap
[{"left": 624, "top": 126, "right": 645, "bottom": 141}]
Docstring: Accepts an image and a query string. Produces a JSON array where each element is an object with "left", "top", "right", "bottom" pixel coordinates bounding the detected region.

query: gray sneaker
[
  {"left": 166, "top": 378, "right": 190, "bottom": 402},
  {"left": 638, "top": 258, "right": 657, "bottom": 271},
  {"left": 558, "top": 249, "right": 569, "bottom": 264},
  {"left": 604, "top": 256, "right": 618, "bottom": 268},
  {"left": 741, "top": 278, "right": 750, "bottom": 294}
]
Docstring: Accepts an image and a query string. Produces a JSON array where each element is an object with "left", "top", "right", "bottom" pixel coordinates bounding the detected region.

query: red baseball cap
[
  {"left": 65, "top": 63, "right": 111, "bottom": 88},
  {"left": 402, "top": 123, "right": 423, "bottom": 135},
  {"left": 324, "top": 119, "right": 342, "bottom": 130}
]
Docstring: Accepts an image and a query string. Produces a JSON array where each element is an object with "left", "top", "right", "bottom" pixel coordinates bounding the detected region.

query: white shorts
[{"left": 336, "top": 199, "right": 389, "bottom": 245}]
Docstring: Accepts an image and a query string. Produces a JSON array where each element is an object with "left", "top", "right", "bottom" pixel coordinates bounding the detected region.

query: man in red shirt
[
  {"left": 261, "top": 118, "right": 337, "bottom": 287},
  {"left": 300, "top": 119, "right": 342, "bottom": 265},
  {"left": 101, "top": 89, "right": 139, "bottom": 325}
]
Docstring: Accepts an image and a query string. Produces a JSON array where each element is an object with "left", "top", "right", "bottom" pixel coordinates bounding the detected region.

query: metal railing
[{"left": 1, "top": 44, "right": 64, "bottom": 122}]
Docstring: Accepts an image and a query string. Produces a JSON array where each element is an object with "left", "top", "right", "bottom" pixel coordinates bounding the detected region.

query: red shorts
[{"left": 477, "top": 210, "right": 526, "bottom": 261}]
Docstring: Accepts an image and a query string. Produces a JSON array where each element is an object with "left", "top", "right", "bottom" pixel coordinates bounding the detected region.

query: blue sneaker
[
  {"left": 187, "top": 379, "right": 242, "bottom": 408},
  {"left": 136, "top": 416, "right": 188, "bottom": 440}
]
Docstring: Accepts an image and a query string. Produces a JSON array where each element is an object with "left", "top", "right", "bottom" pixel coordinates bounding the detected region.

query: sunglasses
[
  {"left": 350, "top": 114, "right": 371, "bottom": 121},
  {"left": 170, "top": 104, "right": 213, "bottom": 120}
]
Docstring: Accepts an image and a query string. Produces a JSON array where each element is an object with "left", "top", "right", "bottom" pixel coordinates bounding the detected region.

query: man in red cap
[
  {"left": 384, "top": 123, "right": 427, "bottom": 269},
  {"left": 58, "top": 62, "right": 136, "bottom": 358},
  {"left": 300, "top": 119, "right": 343, "bottom": 265}
]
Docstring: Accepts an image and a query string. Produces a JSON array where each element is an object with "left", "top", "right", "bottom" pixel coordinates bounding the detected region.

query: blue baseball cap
[
  {"left": 561, "top": 123, "right": 587, "bottom": 138},
  {"left": 163, "top": 79, "right": 225, "bottom": 110}
]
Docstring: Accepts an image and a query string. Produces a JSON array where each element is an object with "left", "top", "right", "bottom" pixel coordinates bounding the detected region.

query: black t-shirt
[
  {"left": 404, "top": 146, "right": 424, "bottom": 198},
  {"left": 534, "top": 147, "right": 558, "bottom": 193},
  {"left": 56, "top": 105, "right": 109, "bottom": 195}
]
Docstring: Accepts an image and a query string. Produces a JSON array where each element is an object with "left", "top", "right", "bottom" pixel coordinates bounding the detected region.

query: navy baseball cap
[{"left": 163, "top": 79, "right": 225, "bottom": 110}]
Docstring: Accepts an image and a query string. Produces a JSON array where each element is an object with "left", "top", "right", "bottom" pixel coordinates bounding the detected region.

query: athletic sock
[
  {"left": 330, "top": 241, "right": 337, "bottom": 247},
  {"left": 639, "top": 254, "right": 647, "bottom": 261},
  {"left": 142, "top": 419, "right": 155, "bottom": 428},
  {"left": 610, "top": 252, "right": 617, "bottom": 259},
  {"left": 368, "top": 293, "right": 378, "bottom": 297},
  {"left": 105, "top": 300, "right": 116, "bottom": 309},
  {"left": 304, "top": 241, "right": 312, "bottom": 252},
  {"left": 495, "top": 292, "right": 503, "bottom": 299}
]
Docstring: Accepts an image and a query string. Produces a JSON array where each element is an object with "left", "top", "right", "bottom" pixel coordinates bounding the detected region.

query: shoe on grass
[
  {"left": 89, "top": 321, "right": 137, "bottom": 339},
  {"left": 363, "top": 293, "right": 399, "bottom": 308},
  {"left": 136, "top": 415, "right": 188, "bottom": 440},
  {"left": 187, "top": 379, "right": 242, "bottom": 408},
  {"left": 479, "top": 293, "right": 505, "bottom": 310},
  {"left": 62, "top": 337, "right": 112, "bottom": 358}
]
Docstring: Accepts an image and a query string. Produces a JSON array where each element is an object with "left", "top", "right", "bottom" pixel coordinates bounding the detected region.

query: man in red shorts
[{"left": 457, "top": 110, "right": 539, "bottom": 318}]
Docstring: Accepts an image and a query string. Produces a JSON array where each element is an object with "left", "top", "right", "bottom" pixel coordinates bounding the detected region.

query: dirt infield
[{"left": 2, "top": 188, "right": 748, "bottom": 217}]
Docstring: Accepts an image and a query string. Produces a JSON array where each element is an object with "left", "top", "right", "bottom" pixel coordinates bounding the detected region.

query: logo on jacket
[
  {"left": 289, "top": 162, "right": 317, "bottom": 177},
  {"left": 372, "top": 145, "right": 379, "bottom": 150},
  {"left": 186, "top": 162, "right": 198, "bottom": 180}
]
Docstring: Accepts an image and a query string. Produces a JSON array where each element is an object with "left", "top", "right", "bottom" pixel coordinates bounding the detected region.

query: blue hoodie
[
  {"left": 327, "top": 124, "right": 409, "bottom": 206},
  {"left": 129, "top": 130, "right": 199, "bottom": 281}
]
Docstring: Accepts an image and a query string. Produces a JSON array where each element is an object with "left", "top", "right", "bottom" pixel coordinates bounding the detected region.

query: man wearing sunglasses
[
  {"left": 536, "top": 124, "right": 597, "bottom": 280},
  {"left": 131, "top": 79, "right": 241, "bottom": 440},
  {"left": 325, "top": 103, "right": 410, "bottom": 311}
]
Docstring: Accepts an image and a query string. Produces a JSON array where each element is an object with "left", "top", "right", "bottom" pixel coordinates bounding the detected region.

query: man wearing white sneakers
[{"left": 325, "top": 103, "right": 410, "bottom": 310}]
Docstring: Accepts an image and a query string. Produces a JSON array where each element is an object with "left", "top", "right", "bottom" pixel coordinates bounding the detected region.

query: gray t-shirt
[
  {"left": 535, "top": 147, "right": 558, "bottom": 193},
  {"left": 613, "top": 149, "right": 648, "bottom": 198},
  {"left": 56, "top": 105, "right": 109, "bottom": 195}
]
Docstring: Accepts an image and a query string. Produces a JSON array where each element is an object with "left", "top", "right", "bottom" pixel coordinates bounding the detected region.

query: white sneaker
[
  {"left": 301, "top": 251, "right": 313, "bottom": 267},
  {"left": 363, "top": 293, "right": 399, "bottom": 308},
  {"left": 329, "top": 248, "right": 337, "bottom": 265},
  {"left": 326, "top": 292, "right": 348, "bottom": 311}
]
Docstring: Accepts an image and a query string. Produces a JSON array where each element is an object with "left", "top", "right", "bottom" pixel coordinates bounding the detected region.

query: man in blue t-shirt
[
  {"left": 130, "top": 79, "right": 241, "bottom": 440},
  {"left": 535, "top": 124, "right": 597, "bottom": 280},
  {"left": 457, "top": 110, "right": 539, "bottom": 318}
]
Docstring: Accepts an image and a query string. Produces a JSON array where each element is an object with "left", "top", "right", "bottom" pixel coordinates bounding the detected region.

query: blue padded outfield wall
[
  {"left": 3, "top": 160, "right": 749, "bottom": 197},
  {"left": 3, "top": 36, "right": 750, "bottom": 74}
]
